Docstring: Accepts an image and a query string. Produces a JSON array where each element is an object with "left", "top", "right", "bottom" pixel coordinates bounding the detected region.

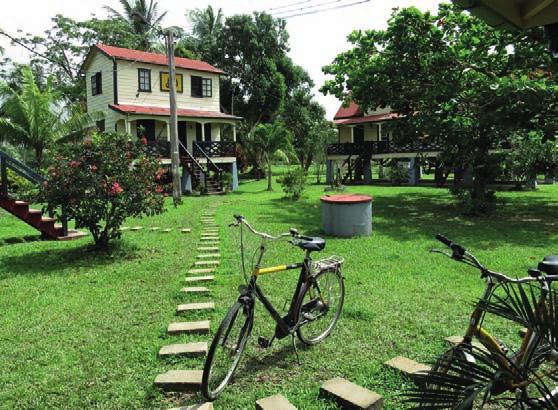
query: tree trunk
[{"left": 266, "top": 156, "right": 273, "bottom": 191}]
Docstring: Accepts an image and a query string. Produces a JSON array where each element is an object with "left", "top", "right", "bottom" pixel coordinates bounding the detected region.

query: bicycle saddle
[
  {"left": 298, "top": 237, "right": 326, "bottom": 252},
  {"left": 538, "top": 255, "right": 558, "bottom": 275}
]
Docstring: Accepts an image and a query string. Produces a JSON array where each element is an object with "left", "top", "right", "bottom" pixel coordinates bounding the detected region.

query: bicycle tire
[
  {"left": 201, "top": 301, "right": 253, "bottom": 401},
  {"left": 296, "top": 268, "right": 344, "bottom": 345}
]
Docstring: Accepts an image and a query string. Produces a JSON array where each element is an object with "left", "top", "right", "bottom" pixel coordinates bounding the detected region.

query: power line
[
  {"left": 279, "top": 0, "right": 371, "bottom": 19},
  {"left": 271, "top": 0, "right": 343, "bottom": 16},
  {"left": 265, "top": 0, "right": 313, "bottom": 12},
  {"left": 0, "top": 30, "right": 63, "bottom": 68}
]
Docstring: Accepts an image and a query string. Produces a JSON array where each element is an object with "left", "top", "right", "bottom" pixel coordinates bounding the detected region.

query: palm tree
[
  {"left": 105, "top": 0, "right": 167, "bottom": 50},
  {"left": 186, "top": 6, "right": 223, "bottom": 60},
  {"left": 253, "top": 122, "right": 293, "bottom": 191},
  {"left": 0, "top": 67, "right": 100, "bottom": 168}
]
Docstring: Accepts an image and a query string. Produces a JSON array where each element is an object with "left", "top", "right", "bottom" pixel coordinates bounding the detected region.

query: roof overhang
[
  {"left": 453, "top": 0, "right": 558, "bottom": 30},
  {"left": 109, "top": 104, "right": 242, "bottom": 121}
]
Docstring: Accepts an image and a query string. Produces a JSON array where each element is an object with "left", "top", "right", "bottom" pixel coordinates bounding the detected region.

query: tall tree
[
  {"left": 185, "top": 6, "right": 223, "bottom": 61},
  {"left": 0, "top": 67, "right": 99, "bottom": 168},
  {"left": 105, "top": 0, "right": 167, "bottom": 50},
  {"left": 322, "top": 4, "right": 558, "bottom": 213},
  {"left": 253, "top": 122, "right": 293, "bottom": 191}
]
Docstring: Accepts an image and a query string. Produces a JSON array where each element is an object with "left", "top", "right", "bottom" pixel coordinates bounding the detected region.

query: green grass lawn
[{"left": 1, "top": 178, "right": 558, "bottom": 409}]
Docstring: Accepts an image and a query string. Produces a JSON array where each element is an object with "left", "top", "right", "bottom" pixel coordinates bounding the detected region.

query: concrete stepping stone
[
  {"left": 200, "top": 241, "right": 219, "bottom": 246},
  {"left": 159, "top": 342, "right": 208, "bottom": 357},
  {"left": 184, "top": 276, "right": 214, "bottom": 283},
  {"left": 385, "top": 356, "right": 430, "bottom": 377},
  {"left": 320, "top": 377, "right": 383, "bottom": 410},
  {"left": 154, "top": 370, "right": 202, "bottom": 390},
  {"left": 150, "top": 227, "right": 161, "bottom": 231},
  {"left": 256, "top": 394, "right": 297, "bottom": 410},
  {"left": 176, "top": 302, "right": 215, "bottom": 314},
  {"left": 168, "top": 404, "right": 213, "bottom": 410},
  {"left": 195, "top": 260, "right": 219, "bottom": 266},
  {"left": 167, "top": 320, "right": 210, "bottom": 335},
  {"left": 200, "top": 238, "right": 219, "bottom": 242},
  {"left": 131, "top": 226, "right": 143, "bottom": 231},
  {"left": 181, "top": 286, "right": 210, "bottom": 293},
  {"left": 197, "top": 254, "right": 221, "bottom": 259},
  {"left": 181, "top": 228, "right": 191, "bottom": 233},
  {"left": 163, "top": 228, "right": 172, "bottom": 233},
  {"left": 120, "top": 226, "right": 130, "bottom": 231},
  {"left": 187, "top": 268, "right": 215, "bottom": 274},
  {"left": 445, "top": 336, "right": 488, "bottom": 352},
  {"left": 198, "top": 246, "right": 219, "bottom": 251}
]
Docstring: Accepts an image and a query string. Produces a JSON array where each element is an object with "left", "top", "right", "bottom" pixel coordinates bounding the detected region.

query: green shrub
[
  {"left": 219, "top": 171, "right": 233, "bottom": 190},
  {"left": 6, "top": 169, "right": 40, "bottom": 202},
  {"left": 42, "top": 133, "right": 165, "bottom": 248},
  {"left": 388, "top": 161, "right": 409, "bottom": 185},
  {"left": 278, "top": 167, "right": 306, "bottom": 200}
]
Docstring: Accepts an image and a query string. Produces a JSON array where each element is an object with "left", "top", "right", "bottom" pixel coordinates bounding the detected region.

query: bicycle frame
[{"left": 240, "top": 237, "right": 314, "bottom": 340}]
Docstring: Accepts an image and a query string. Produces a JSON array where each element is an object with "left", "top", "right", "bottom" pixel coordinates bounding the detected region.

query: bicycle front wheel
[
  {"left": 202, "top": 301, "right": 252, "bottom": 401},
  {"left": 296, "top": 268, "right": 344, "bottom": 345}
]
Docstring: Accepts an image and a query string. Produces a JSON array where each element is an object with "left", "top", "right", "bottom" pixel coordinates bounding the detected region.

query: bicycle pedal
[{"left": 258, "top": 336, "right": 272, "bottom": 348}]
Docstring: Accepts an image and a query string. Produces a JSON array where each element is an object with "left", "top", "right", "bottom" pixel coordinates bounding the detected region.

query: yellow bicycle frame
[{"left": 253, "top": 263, "right": 301, "bottom": 276}]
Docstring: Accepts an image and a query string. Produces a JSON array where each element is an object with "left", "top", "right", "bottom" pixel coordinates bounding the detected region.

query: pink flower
[
  {"left": 69, "top": 160, "right": 81, "bottom": 168},
  {"left": 107, "top": 182, "right": 123, "bottom": 196},
  {"left": 90, "top": 165, "right": 97, "bottom": 172},
  {"left": 43, "top": 181, "right": 48, "bottom": 188},
  {"left": 140, "top": 137, "right": 148, "bottom": 145},
  {"left": 156, "top": 185, "right": 163, "bottom": 193}
]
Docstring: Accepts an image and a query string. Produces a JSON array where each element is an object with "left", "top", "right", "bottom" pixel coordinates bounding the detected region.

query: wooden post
[
  {"left": 0, "top": 153, "right": 7, "bottom": 198},
  {"left": 165, "top": 29, "right": 182, "bottom": 204}
]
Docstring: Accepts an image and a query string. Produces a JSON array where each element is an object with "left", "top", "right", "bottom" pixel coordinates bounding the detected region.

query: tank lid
[{"left": 320, "top": 194, "right": 373, "bottom": 204}]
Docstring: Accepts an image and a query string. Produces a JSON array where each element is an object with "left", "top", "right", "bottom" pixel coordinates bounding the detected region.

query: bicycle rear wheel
[
  {"left": 296, "top": 268, "right": 344, "bottom": 345},
  {"left": 202, "top": 301, "right": 252, "bottom": 401}
]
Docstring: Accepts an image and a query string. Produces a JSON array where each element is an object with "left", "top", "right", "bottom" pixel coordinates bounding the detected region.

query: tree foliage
[
  {"left": 253, "top": 121, "right": 293, "bottom": 191},
  {"left": 0, "top": 66, "right": 100, "bottom": 168},
  {"left": 322, "top": 4, "right": 558, "bottom": 213}
]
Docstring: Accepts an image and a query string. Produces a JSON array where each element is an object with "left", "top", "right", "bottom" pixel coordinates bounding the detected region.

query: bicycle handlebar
[{"left": 231, "top": 214, "right": 295, "bottom": 241}]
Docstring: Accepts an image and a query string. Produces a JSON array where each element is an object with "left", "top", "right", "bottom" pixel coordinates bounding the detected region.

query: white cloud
[{"left": 0, "top": 0, "right": 443, "bottom": 118}]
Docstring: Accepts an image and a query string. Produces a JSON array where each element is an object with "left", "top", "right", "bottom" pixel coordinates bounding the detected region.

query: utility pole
[{"left": 164, "top": 29, "right": 182, "bottom": 205}]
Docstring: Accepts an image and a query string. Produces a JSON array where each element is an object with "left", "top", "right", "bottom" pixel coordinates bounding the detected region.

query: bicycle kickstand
[{"left": 291, "top": 334, "right": 302, "bottom": 366}]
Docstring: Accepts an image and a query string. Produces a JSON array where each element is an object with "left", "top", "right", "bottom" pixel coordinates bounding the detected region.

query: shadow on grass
[
  {"left": 259, "top": 189, "right": 558, "bottom": 249},
  {"left": 0, "top": 235, "right": 43, "bottom": 246},
  {"left": 0, "top": 241, "right": 140, "bottom": 280}
]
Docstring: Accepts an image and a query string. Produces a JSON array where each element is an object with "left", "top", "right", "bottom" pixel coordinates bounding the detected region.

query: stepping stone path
[
  {"left": 131, "top": 226, "right": 143, "bottom": 231},
  {"left": 181, "top": 286, "right": 210, "bottom": 293},
  {"left": 167, "top": 321, "right": 210, "bottom": 335},
  {"left": 154, "top": 370, "right": 203, "bottom": 390},
  {"left": 256, "top": 394, "right": 297, "bottom": 410},
  {"left": 184, "top": 276, "right": 214, "bottom": 283},
  {"left": 320, "top": 377, "right": 383, "bottom": 410},
  {"left": 150, "top": 227, "right": 161, "bottom": 231},
  {"left": 159, "top": 342, "right": 208, "bottom": 357},
  {"left": 176, "top": 302, "right": 215, "bottom": 314},
  {"left": 187, "top": 268, "right": 215, "bottom": 274},
  {"left": 155, "top": 207, "right": 221, "bottom": 395},
  {"left": 385, "top": 356, "right": 430, "bottom": 377},
  {"left": 197, "top": 254, "right": 221, "bottom": 259},
  {"left": 168, "top": 404, "right": 213, "bottom": 410},
  {"left": 445, "top": 336, "right": 488, "bottom": 352}
]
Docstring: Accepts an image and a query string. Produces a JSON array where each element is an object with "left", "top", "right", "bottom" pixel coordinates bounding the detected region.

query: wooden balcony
[
  {"left": 193, "top": 141, "right": 237, "bottom": 158},
  {"left": 326, "top": 140, "right": 444, "bottom": 157}
]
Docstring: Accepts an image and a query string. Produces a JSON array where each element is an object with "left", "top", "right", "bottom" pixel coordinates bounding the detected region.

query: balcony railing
[
  {"left": 327, "top": 140, "right": 444, "bottom": 156},
  {"left": 146, "top": 140, "right": 171, "bottom": 157},
  {"left": 193, "top": 141, "right": 236, "bottom": 158}
]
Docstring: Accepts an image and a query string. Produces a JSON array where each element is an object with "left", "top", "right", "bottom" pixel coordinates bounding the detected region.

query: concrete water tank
[{"left": 321, "top": 194, "right": 373, "bottom": 237}]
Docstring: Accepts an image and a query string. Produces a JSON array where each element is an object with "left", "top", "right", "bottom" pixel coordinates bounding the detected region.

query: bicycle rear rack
[{"left": 312, "top": 256, "right": 345, "bottom": 273}]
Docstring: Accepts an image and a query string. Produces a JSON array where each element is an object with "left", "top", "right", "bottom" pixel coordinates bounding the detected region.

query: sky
[{"left": 0, "top": 0, "right": 443, "bottom": 119}]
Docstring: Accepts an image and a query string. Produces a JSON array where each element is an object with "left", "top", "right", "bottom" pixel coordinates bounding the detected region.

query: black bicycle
[{"left": 201, "top": 214, "right": 345, "bottom": 400}]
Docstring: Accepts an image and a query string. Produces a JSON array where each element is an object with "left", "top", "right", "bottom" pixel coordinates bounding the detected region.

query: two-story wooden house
[
  {"left": 81, "top": 43, "right": 242, "bottom": 192},
  {"left": 326, "top": 101, "right": 443, "bottom": 185}
]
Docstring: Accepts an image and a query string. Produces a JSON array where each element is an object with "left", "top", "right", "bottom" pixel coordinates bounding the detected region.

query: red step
[{"left": 0, "top": 197, "right": 85, "bottom": 240}]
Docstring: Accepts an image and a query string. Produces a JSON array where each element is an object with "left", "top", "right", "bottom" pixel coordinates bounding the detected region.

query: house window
[
  {"left": 378, "top": 124, "right": 390, "bottom": 141},
  {"left": 191, "top": 76, "right": 212, "bottom": 97},
  {"left": 91, "top": 72, "right": 102, "bottom": 96},
  {"left": 96, "top": 120, "right": 105, "bottom": 133},
  {"left": 138, "top": 69, "right": 151, "bottom": 92},
  {"left": 160, "top": 72, "right": 183, "bottom": 93}
]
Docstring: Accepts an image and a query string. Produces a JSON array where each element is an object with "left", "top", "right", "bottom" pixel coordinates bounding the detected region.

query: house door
[
  {"left": 353, "top": 125, "right": 364, "bottom": 144},
  {"left": 178, "top": 121, "right": 187, "bottom": 148},
  {"left": 195, "top": 123, "right": 212, "bottom": 142},
  {"left": 204, "top": 123, "right": 212, "bottom": 142},
  {"left": 136, "top": 119, "right": 155, "bottom": 141}
]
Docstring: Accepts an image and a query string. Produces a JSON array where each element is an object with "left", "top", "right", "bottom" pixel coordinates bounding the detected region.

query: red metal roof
[
  {"left": 334, "top": 101, "right": 363, "bottom": 120},
  {"left": 95, "top": 43, "right": 225, "bottom": 74},
  {"left": 109, "top": 104, "right": 241, "bottom": 120},
  {"left": 334, "top": 112, "right": 399, "bottom": 125}
]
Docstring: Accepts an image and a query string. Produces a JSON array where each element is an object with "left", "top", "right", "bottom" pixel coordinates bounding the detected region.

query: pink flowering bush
[{"left": 42, "top": 133, "right": 166, "bottom": 248}]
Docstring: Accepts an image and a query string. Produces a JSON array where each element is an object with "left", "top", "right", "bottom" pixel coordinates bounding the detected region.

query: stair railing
[
  {"left": 0, "top": 149, "right": 68, "bottom": 236},
  {"left": 178, "top": 141, "right": 209, "bottom": 192},
  {"left": 193, "top": 142, "right": 223, "bottom": 191}
]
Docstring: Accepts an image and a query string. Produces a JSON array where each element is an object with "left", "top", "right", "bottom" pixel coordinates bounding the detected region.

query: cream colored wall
[
  {"left": 364, "top": 123, "right": 378, "bottom": 141},
  {"left": 85, "top": 53, "right": 114, "bottom": 121},
  {"left": 339, "top": 126, "right": 352, "bottom": 143},
  {"left": 116, "top": 61, "right": 221, "bottom": 111}
]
